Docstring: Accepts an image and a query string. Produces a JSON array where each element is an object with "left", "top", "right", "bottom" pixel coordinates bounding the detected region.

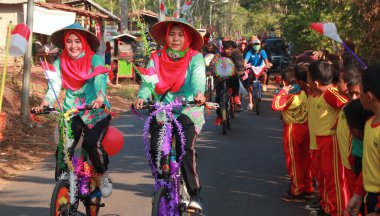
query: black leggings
[
  {"left": 56, "top": 115, "right": 111, "bottom": 178},
  {"left": 149, "top": 114, "right": 201, "bottom": 197},
  {"left": 215, "top": 76, "right": 239, "bottom": 117}
]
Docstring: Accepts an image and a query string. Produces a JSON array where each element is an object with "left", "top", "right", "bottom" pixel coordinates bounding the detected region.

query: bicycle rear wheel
[
  {"left": 152, "top": 187, "right": 171, "bottom": 216},
  {"left": 206, "top": 78, "right": 212, "bottom": 102},
  {"left": 50, "top": 179, "right": 72, "bottom": 216}
]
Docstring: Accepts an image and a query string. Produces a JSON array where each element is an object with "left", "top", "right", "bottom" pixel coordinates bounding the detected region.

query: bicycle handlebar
[
  {"left": 132, "top": 101, "right": 219, "bottom": 110},
  {"left": 31, "top": 104, "right": 106, "bottom": 115}
]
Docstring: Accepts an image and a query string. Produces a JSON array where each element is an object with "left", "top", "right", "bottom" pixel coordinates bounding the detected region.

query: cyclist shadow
[{"left": 112, "top": 182, "right": 152, "bottom": 198}]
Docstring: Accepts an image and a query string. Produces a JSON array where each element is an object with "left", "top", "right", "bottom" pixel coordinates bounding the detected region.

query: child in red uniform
[
  {"left": 336, "top": 62, "right": 364, "bottom": 200},
  {"left": 346, "top": 64, "right": 380, "bottom": 216},
  {"left": 272, "top": 66, "right": 313, "bottom": 202},
  {"left": 343, "top": 99, "right": 373, "bottom": 216},
  {"left": 308, "top": 60, "right": 349, "bottom": 216}
]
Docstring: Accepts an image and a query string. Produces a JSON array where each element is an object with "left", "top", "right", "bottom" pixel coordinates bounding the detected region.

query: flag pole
[
  {"left": 342, "top": 42, "right": 367, "bottom": 69},
  {"left": 0, "top": 22, "right": 13, "bottom": 112}
]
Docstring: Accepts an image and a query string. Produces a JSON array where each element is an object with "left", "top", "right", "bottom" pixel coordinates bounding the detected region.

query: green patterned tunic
[
  {"left": 45, "top": 54, "right": 110, "bottom": 128},
  {"left": 137, "top": 52, "right": 206, "bottom": 134}
]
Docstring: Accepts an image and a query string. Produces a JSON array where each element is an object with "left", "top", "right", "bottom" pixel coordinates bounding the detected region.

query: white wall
[{"left": 0, "top": 4, "right": 24, "bottom": 65}]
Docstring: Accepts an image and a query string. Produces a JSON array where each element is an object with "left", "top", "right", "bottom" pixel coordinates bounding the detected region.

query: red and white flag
[
  {"left": 182, "top": 1, "right": 193, "bottom": 13},
  {"left": 9, "top": 23, "right": 31, "bottom": 56},
  {"left": 310, "top": 22, "right": 343, "bottom": 43},
  {"left": 40, "top": 60, "right": 57, "bottom": 80},
  {"left": 159, "top": 0, "right": 166, "bottom": 21},
  {"left": 136, "top": 67, "right": 159, "bottom": 84},
  {"left": 173, "top": 11, "right": 179, "bottom": 18},
  {"left": 249, "top": 65, "right": 266, "bottom": 79}
]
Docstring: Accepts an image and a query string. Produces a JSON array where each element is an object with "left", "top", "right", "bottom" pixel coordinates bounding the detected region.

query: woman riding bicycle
[
  {"left": 31, "top": 23, "right": 113, "bottom": 198},
  {"left": 133, "top": 19, "right": 206, "bottom": 212}
]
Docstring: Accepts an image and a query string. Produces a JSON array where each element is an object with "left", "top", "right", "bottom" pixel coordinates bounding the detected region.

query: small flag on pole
[
  {"left": 136, "top": 66, "right": 159, "bottom": 84},
  {"left": 9, "top": 23, "right": 31, "bottom": 56},
  {"left": 310, "top": 23, "right": 343, "bottom": 43},
  {"left": 40, "top": 60, "right": 57, "bottom": 80},
  {"left": 310, "top": 22, "right": 367, "bottom": 69},
  {"left": 182, "top": 1, "right": 193, "bottom": 13},
  {"left": 159, "top": 0, "right": 166, "bottom": 21}
]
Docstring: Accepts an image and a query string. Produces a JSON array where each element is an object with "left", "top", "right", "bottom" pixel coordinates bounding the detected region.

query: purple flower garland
[
  {"left": 142, "top": 99, "right": 187, "bottom": 216},
  {"left": 72, "top": 157, "right": 92, "bottom": 195}
]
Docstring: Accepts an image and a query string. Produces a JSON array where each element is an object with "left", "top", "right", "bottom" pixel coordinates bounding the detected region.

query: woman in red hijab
[
  {"left": 133, "top": 19, "right": 206, "bottom": 212},
  {"left": 32, "top": 23, "right": 113, "bottom": 198}
]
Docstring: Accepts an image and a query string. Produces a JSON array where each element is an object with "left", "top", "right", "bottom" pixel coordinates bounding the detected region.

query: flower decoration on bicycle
[{"left": 215, "top": 57, "right": 236, "bottom": 78}]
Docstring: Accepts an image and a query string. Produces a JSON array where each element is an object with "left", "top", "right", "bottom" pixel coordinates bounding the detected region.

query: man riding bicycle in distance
[
  {"left": 244, "top": 39, "right": 272, "bottom": 111},
  {"left": 207, "top": 40, "right": 244, "bottom": 126}
]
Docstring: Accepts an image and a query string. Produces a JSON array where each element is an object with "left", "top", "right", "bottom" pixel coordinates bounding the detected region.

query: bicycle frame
[{"left": 33, "top": 105, "right": 106, "bottom": 216}]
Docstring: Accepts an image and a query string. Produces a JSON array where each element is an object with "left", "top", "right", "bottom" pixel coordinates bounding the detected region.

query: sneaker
[
  {"left": 304, "top": 192, "right": 316, "bottom": 199},
  {"left": 281, "top": 191, "right": 306, "bottom": 203},
  {"left": 262, "top": 84, "right": 267, "bottom": 92},
  {"left": 233, "top": 96, "right": 241, "bottom": 105},
  {"left": 305, "top": 200, "right": 321, "bottom": 211},
  {"left": 247, "top": 103, "right": 253, "bottom": 111},
  {"left": 100, "top": 174, "right": 113, "bottom": 198},
  {"left": 188, "top": 195, "right": 203, "bottom": 211},
  {"left": 214, "top": 116, "right": 222, "bottom": 126},
  {"left": 309, "top": 209, "right": 330, "bottom": 216}
]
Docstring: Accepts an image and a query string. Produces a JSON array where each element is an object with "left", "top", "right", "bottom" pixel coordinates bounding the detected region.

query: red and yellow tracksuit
[
  {"left": 362, "top": 116, "right": 380, "bottom": 214},
  {"left": 272, "top": 89, "right": 313, "bottom": 196},
  {"left": 308, "top": 94, "right": 319, "bottom": 183},
  {"left": 336, "top": 109, "right": 357, "bottom": 198},
  {"left": 312, "top": 87, "right": 349, "bottom": 216}
]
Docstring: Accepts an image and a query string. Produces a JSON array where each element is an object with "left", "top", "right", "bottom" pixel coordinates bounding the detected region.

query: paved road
[{"left": 0, "top": 91, "right": 310, "bottom": 216}]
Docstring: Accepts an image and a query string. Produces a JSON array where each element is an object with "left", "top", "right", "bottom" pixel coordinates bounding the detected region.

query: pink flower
[
  {"left": 74, "top": 97, "right": 80, "bottom": 104},
  {"left": 88, "top": 124, "right": 94, "bottom": 129},
  {"left": 88, "top": 114, "right": 95, "bottom": 120},
  {"left": 191, "top": 111, "right": 200, "bottom": 118}
]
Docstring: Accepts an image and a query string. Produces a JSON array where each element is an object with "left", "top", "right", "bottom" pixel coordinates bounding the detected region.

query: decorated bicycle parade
[{"left": 0, "top": 0, "right": 379, "bottom": 216}]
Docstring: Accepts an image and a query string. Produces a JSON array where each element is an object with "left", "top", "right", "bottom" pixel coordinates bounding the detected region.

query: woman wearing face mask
[
  {"left": 133, "top": 19, "right": 206, "bottom": 212},
  {"left": 32, "top": 23, "right": 113, "bottom": 198},
  {"left": 243, "top": 39, "right": 271, "bottom": 110}
]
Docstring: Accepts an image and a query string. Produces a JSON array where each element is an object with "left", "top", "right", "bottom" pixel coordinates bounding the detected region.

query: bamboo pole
[{"left": 0, "top": 22, "right": 13, "bottom": 112}]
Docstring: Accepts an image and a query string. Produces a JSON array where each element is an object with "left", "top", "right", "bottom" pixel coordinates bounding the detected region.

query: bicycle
[
  {"left": 246, "top": 65, "right": 266, "bottom": 116},
  {"left": 219, "top": 77, "right": 235, "bottom": 135},
  {"left": 205, "top": 74, "right": 213, "bottom": 102},
  {"left": 134, "top": 100, "right": 217, "bottom": 216},
  {"left": 31, "top": 104, "right": 107, "bottom": 216},
  {"left": 214, "top": 57, "right": 237, "bottom": 135}
]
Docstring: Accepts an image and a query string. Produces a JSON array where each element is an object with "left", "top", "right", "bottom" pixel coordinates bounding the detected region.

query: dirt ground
[{"left": 0, "top": 64, "right": 133, "bottom": 190}]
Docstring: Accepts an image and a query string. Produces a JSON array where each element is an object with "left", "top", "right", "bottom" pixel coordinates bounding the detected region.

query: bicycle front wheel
[
  {"left": 50, "top": 179, "right": 72, "bottom": 216},
  {"left": 152, "top": 187, "right": 171, "bottom": 216}
]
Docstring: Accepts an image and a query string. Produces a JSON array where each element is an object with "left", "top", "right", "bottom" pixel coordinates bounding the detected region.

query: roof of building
[
  {"left": 64, "top": 0, "right": 119, "bottom": 21},
  {"left": 35, "top": 1, "right": 119, "bottom": 21},
  {"left": 0, "top": 0, "right": 26, "bottom": 4}
]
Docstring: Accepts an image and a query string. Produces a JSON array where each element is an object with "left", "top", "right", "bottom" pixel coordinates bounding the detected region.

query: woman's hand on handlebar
[
  {"left": 133, "top": 98, "right": 146, "bottom": 109},
  {"left": 194, "top": 91, "right": 206, "bottom": 105},
  {"left": 91, "top": 96, "right": 105, "bottom": 109},
  {"left": 31, "top": 101, "right": 50, "bottom": 114}
]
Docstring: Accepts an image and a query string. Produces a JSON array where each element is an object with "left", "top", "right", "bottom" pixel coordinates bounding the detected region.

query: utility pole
[
  {"left": 21, "top": 0, "right": 34, "bottom": 122},
  {"left": 121, "top": 0, "right": 128, "bottom": 33}
]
